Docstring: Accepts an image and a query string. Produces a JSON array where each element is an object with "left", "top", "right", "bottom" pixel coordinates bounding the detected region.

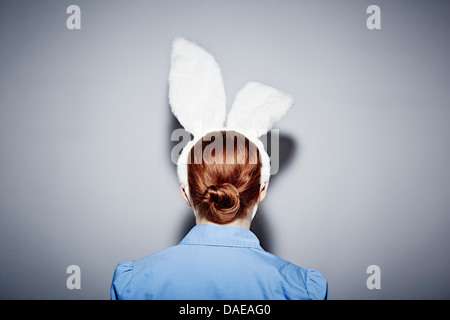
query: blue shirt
[{"left": 110, "top": 224, "right": 329, "bottom": 300}]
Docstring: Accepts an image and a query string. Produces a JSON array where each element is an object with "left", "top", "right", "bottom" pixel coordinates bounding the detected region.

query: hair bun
[{"left": 203, "top": 183, "right": 241, "bottom": 224}]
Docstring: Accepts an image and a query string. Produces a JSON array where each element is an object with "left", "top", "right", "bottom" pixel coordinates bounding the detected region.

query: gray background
[{"left": 0, "top": 0, "right": 449, "bottom": 299}]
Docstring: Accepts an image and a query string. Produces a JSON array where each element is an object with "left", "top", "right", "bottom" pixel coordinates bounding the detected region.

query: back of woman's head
[{"left": 187, "top": 130, "right": 262, "bottom": 224}]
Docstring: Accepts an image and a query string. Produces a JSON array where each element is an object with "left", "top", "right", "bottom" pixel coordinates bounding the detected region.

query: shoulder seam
[
  {"left": 120, "top": 260, "right": 135, "bottom": 299},
  {"left": 279, "top": 261, "right": 291, "bottom": 275},
  {"left": 305, "top": 269, "right": 312, "bottom": 300}
]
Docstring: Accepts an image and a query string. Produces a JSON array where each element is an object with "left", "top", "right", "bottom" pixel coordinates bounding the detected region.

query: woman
[{"left": 110, "top": 130, "right": 328, "bottom": 300}]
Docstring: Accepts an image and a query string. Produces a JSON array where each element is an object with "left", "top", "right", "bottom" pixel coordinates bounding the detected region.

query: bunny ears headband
[{"left": 169, "top": 37, "right": 293, "bottom": 204}]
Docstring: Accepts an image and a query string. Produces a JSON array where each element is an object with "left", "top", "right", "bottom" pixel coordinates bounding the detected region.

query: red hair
[{"left": 187, "top": 130, "right": 262, "bottom": 224}]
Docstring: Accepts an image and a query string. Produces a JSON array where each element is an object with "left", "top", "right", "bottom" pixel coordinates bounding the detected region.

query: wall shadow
[{"left": 167, "top": 103, "right": 298, "bottom": 254}]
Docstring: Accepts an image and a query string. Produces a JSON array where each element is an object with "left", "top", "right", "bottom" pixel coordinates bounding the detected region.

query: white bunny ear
[
  {"left": 226, "top": 82, "right": 293, "bottom": 137},
  {"left": 169, "top": 37, "right": 227, "bottom": 137}
]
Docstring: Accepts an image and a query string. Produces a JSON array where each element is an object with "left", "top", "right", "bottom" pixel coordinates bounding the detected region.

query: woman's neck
[{"left": 195, "top": 216, "right": 251, "bottom": 230}]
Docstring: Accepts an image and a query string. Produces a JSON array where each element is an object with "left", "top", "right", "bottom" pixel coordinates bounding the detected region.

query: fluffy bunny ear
[
  {"left": 226, "top": 82, "right": 293, "bottom": 137},
  {"left": 169, "top": 37, "right": 227, "bottom": 137}
]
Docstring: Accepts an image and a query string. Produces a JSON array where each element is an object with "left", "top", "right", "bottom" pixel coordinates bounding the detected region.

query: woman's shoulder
[
  {"left": 280, "top": 261, "right": 329, "bottom": 300},
  {"left": 305, "top": 268, "right": 329, "bottom": 300},
  {"left": 110, "top": 245, "right": 183, "bottom": 299},
  {"left": 110, "top": 260, "right": 135, "bottom": 300}
]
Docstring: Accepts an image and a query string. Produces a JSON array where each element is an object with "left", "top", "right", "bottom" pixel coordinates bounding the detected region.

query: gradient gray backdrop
[{"left": 0, "top": 0, "right": 449, "bottom": 299}]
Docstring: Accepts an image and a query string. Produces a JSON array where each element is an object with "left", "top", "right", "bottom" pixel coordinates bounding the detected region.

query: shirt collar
[{"left": 179, "top": 224, "right": 263, "bottom": 250}]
